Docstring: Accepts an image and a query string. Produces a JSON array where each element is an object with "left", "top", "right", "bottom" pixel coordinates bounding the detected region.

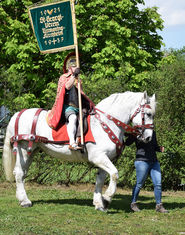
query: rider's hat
[{"left": 63, "top": 52, "right": 77, "bottom": 73}]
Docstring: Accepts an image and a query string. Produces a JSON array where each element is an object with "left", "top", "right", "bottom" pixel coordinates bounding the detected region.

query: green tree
[
  {"left": 77, "top": 0, "right": 163, "bottom": 83},
  {"left": 142, "top": 49, "right": 185, "bottom": 189},
  {"left": 0, "top": 0, "right": 164, "bottom": 111}
]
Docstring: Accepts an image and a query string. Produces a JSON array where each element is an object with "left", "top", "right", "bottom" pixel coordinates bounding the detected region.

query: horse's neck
[{"left": 96, "top": 92, "right": 143, "bottom": 123}]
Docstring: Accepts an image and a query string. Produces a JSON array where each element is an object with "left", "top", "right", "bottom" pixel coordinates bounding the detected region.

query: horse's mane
[{"left": 97, "top": 91, "right": 156, "bottom": 115}]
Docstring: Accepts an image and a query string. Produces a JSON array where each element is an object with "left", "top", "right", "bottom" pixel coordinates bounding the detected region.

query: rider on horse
[{"left": 47, "top": 52, "right": 94, "bottom": 150}]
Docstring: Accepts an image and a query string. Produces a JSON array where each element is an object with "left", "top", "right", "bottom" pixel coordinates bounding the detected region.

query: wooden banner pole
[{"left": 71, "top": 0, "right": 84, "bottom": 146}]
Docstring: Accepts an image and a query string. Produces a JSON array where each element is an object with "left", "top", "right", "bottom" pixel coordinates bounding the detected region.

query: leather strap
[
  {"left": 10, "top": 134, "right": 68, "bottom": 145},
  {"left": 12, "top": 109, "right": 27, "bottom": 155},
  {"left": 94, "top": 107, "right": 142, "bottom": 156},
  {"left": 95, "top": 108, "right": 140, "bottom": 135},
  {"left": 27, "top": 108, "right": 43, "bottom": 155},
  {"left": 94, "top": 104, "right": 154, "bottom": 156},
  {"left": 95, "top": 111, "right": 124, "bottom": 156}
]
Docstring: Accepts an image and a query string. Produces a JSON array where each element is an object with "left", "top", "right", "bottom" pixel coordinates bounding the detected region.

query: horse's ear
[
  {"left": 151, "top": 94, "right": 156, "bottom": 102},
  {"left": 143, "top": 91, "right": 148, "bottom": 102}
]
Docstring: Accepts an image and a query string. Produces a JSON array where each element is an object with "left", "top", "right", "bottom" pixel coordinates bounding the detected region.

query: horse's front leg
[
  {"left": 13, "top": 145, "right": 33, "bottom": 207},
  {"left": 89, "top": 152, "right": 119, "bottom": 211},
  {"left": 93, "top": 168, "right": 107, "bottom": 211},
  {"left": 102, "top": 170, "right": 118, "bottom": 210}
]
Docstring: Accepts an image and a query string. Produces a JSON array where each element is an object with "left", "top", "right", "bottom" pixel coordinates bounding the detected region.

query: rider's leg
[{"left": 66, "top": 114, "right": 77, "bottom": 146}]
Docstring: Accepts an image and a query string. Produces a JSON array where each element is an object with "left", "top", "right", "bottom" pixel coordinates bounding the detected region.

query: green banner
[{"left": 29, "top": 0, "right": 75, "bottom": 53}]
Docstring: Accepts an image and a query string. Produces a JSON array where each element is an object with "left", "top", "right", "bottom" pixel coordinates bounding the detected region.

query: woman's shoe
[
  {"left": 131, "top": 202, "right": 140, "bottom": 212},
  {"left": 156, "top": 203, "right": 168, "bottom": 213}
]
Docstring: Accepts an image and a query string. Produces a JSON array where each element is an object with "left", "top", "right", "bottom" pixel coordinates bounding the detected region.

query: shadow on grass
[
  {"left": 110, "top": 194, "right": 185, "bottom": 213},
  {"left": 33, "top": 198, "right": 93, "bottom": 208},
  {"left": 32, "top": 194, "right": 185, "bottom": 213}
]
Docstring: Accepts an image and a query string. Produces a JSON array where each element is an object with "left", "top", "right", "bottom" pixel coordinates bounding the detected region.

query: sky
[{"left": 138, "top": 0, "right": 185, "bottom": 50}]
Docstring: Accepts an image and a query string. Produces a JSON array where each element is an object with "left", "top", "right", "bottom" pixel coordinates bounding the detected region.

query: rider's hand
[{"left": 73, "top": 67, "right": 80, "bottom": 77}]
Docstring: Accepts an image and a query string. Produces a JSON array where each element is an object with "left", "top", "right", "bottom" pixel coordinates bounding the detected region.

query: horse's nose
[{"left": 146, "top": 136, "right": 151, "bottom": 142}]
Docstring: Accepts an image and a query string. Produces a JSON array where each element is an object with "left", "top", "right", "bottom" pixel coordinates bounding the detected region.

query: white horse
[{"left": 3, "top": 91, "right": 156, "bottom": 211}]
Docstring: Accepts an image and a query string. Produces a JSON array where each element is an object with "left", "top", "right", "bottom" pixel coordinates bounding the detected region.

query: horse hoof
[
  {"left": 96, "top": 207, "right": 107, "bottom": 213},
  {"left": 102, "top": 198, "right": 110, "bottom": 209},
  {"left": 21, "top": 202, "right": 32, "bottom": 208}
]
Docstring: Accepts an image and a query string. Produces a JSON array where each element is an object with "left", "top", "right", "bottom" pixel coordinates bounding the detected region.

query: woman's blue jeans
[{"left": 132, "top": 161, "right": 162, "bottom": 204}]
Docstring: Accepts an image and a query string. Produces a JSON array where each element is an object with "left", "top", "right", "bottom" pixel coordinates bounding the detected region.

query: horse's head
[{"left": 131, "top": 91, "right": 156, "bottom": 143}]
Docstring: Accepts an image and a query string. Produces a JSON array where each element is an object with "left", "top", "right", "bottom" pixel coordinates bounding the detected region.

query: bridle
[
  {"left": 130, "top": 104, "right": 154, "bottom": 135},
  {"left": 94, "top": 103, "right": 154, "bottom": 156}
]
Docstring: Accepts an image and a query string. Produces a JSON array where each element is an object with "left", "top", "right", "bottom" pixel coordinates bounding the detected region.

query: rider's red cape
[{"left": 47, "top": 71, "right": 94, "bottom": 130}]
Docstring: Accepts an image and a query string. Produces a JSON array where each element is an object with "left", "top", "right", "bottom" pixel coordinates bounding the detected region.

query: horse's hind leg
[{"left": 13, "top": 145, "right": 33, "bottom": 207}]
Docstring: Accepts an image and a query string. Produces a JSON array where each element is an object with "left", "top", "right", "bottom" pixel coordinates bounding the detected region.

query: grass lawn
[{"left": 0, "top": 182, "right": 184, "bottom": 235}]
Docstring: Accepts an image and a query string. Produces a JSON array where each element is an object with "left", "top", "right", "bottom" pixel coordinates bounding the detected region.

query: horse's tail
[{"left": 2, "top": 122, "right": 16, "bottom": 182}]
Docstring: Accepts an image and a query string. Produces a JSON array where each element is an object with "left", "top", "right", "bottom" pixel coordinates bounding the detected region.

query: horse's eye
[{"left": 147, "top": 113, "right": 152, "bottom": 117}]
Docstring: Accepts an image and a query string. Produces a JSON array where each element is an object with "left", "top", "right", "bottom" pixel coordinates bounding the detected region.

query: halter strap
[{"left": 130, "top": 104, "right": 154, "bottom": 130}]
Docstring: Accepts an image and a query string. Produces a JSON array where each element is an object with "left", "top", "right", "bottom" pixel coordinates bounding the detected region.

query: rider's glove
[{"left": 73, "top": 68, "right": 80, "bottom": 77}]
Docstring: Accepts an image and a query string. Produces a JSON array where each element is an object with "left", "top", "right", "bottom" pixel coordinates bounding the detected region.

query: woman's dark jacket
[{"left": 125, "top": 131, "right": 161, "bottom": 162}]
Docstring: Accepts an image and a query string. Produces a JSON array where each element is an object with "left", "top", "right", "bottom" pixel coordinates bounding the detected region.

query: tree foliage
[
  {"left": 0, "top": 0, "right": 164, "bottom": 111},
  {"left": 77, "top": 0, "right": 163, "bottom": 81},
  {"left": 141, "top": 49, "right": 185, "bottom": 190}
]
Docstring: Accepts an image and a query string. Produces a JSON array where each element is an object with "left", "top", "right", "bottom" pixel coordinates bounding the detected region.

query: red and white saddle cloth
[{"left": 51, "top": 115, "right": 95, "bottom": 144}]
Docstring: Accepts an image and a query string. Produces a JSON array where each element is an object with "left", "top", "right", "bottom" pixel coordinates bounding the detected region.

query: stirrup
[{"left": 69, "top": 143, "right": 83, "bottom": 151}]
